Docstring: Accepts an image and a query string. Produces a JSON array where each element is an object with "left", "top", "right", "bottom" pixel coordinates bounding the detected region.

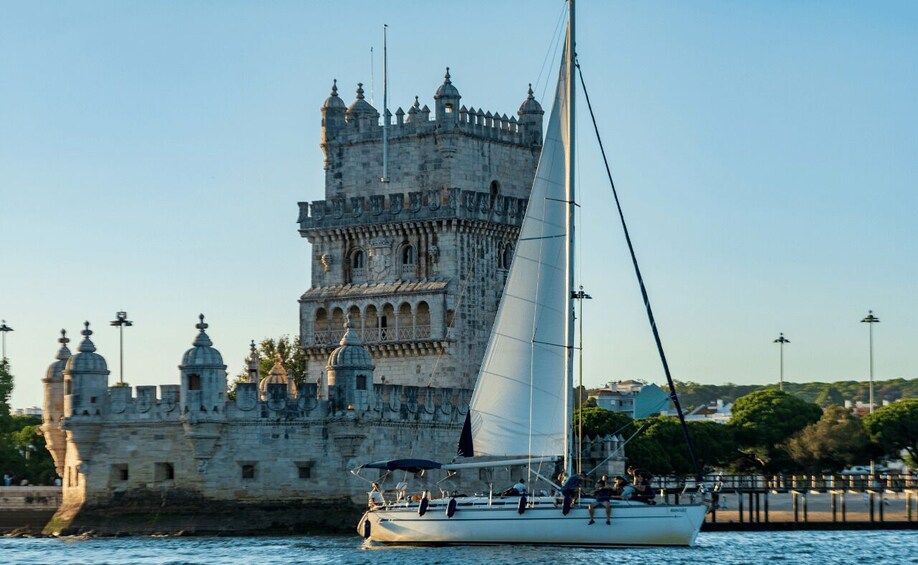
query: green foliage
[
  {"left": 785, "top": 406, "right": 870, "bottom": 472},
  {"left": 863, "top": 398, "right": 918, "bottom": 466},
  {"left": 0, "top": 415, "right": 58, "bottom": 486},
  {"left": 575, "top": 406, "right": 633, "bottom": 439},
  {"left": 814, "top": 386, "right": 846, "bottom": 408},
  {"left": 625, "top": 417, "right": 738, "bottom": 475},
  {"left": 0, "top": 359, "right": 13, "bottom": 428},
  {"left": 729, "top": 390, "right": 822, "bottom": 472},
  {"left": 229, "top": 335, "right": 307, "bottom": 398},
  {"left": 664, "top": 378, "right": 918, "bottom": 409}
]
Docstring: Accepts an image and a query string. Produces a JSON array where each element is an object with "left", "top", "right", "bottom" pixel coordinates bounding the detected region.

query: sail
[{"left": 466, "top": 41, "right": 571, "bottom": 458}]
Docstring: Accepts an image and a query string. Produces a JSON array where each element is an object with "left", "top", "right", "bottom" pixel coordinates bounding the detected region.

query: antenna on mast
[{"left": 381, "top": 24, "right": 390, "bottom": 183}]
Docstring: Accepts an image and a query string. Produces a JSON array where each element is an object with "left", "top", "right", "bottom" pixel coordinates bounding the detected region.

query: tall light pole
[
  {"left": 0, "top": 320, "right": 12, "bottom": 361},
  {"left": 773, "top": 333, "right": 790, "bottom": 391},
  {"left": 860, "top": 310, "right": 880, "bottom": 414},
  {"left": 110, "top": 311, "right": 133, "bottom": 385}
]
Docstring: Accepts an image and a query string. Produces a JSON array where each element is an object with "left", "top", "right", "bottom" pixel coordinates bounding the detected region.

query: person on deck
[
  {"left": 368, "top": 483, "right": 385, "bottom": 509},
  {"left": 588, "top": 477, "right": 614, "bottom": 525},
  {"left": 628, "top": 467, "right": 656, "bottom": 504},
  {"left": 502, "top": 478, "right": 527, "bottom": 496}
]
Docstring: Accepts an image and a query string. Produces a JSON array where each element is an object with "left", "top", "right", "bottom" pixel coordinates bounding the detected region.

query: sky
[{"left": 1, "top": 1, "right": 916, "bottom": 409}]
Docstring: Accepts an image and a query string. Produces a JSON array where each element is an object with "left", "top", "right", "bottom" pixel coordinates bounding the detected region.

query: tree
[
  {"left": 574, "top": 406, "right": 633, "bottom": 439},
  {"left": 730, "top": 390, "right": 822, "bottom": 472},
  {"left": 625, "top": 417, "right": 737, "bottom": 475},
  {"left": 786, "top": 406, "right": 870, "bottom": 473},
  {"left": 0, "top": 359, "right": 13, "bottom": 431},
  {"left": 863, "top": 398, "right": 918, "bottom": 466},
  {"left": 228, "top": 335, "right": 307, "bottom": 398},
  {"left": 814, "top": 386, "right": 845, "bottom": 408}
]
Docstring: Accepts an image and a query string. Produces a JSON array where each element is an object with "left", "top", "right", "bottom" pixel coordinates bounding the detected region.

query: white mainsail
[{"left": 467, "top": 39, "right": 572, "bottom": 458}]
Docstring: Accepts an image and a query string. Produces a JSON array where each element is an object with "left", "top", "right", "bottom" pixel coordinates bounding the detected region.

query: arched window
[
  {"left": 402, "top": 245, "right": 414, "bottom": 266},
  {"left": 501, "top": 244, "right": 513, "bottom": 270},
  {"left": 352, "top": 250, "right": 365, "bottom": 269}
]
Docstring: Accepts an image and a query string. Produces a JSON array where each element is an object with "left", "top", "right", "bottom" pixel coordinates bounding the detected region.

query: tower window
[
  {"left": 241, "top": 464, "right": 256, "bottom": 480},
  {"left": 296, "top": 462, "right": 315, "bottom": 479},
  {"left": 356, "top": 375, "right": 367, "bottom": 390},
  {"left": 352, "top": 250, "right": 365, "bottom": 269},
  {"left": 111, "top": 464, "right": 129, "bottom": 482},
  {"left": 402, "top": 245, "right": 415, "bottom": 266},
  {"left": 155, "top": 462, "right": 175, "bottom": 482},
  {"left": 188, "top": 374, "right": 201, "bottom": 391},
  {"left": 445, "top": 104, "right": 453, "bottom": 113}
]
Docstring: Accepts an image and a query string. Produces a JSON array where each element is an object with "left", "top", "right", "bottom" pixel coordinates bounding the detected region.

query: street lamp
[
  {"left": 773, "top": 333, "right": 790, "bottom": 391},
  {"left": 860, "top": 310, "right": 880, "bottom": 414},
  {"left": 0, "top": 320, "right": 12, "bottom": 361},
  {"left": 109, "top": 311, "right": 133, "bottom": 385}
]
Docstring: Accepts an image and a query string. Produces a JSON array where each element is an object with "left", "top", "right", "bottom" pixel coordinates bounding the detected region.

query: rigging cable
[{"left": 574, "top": 58, "right": 703, "bottom": 482}]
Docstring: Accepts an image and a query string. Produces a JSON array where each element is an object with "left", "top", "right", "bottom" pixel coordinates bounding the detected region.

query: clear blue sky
[{"left": 2, "top": 1, "right": 916, "bottom": 408}]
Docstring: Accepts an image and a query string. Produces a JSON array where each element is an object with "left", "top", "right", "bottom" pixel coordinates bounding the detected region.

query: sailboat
[{"left": 356, "top": 0, "right": 710, "bottom": 546}]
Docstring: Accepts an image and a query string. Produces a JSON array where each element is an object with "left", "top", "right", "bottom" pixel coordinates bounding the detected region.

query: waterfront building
[
  {"left": 39, "top": 73, "right": 627, "bottom": 534},
  {"left": 591, "top": 380, "right": 670, "bottom": 419}
]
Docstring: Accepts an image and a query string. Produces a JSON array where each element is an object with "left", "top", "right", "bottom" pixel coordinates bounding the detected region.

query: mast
[
  {"left": 381, "top": 24, "right": 390, "bottom": 183},
  {"left": 564, "top": 0, "right": 576, "bottom": 478}
]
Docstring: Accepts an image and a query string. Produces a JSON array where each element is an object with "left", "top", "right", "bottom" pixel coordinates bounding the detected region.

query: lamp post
[
  {"left": 773, "top": 333, "right": 790, "bottom": 391},
  {"left": 860, "top": 310, "right": 880, "bottom": 414},
  {"left": 0, "top": 320, "right": 12, "bottom": 361},
  {"left": 571, "top": 286, "right": 592, "bottom": 475},
  {"left": 109, "top": 311, "right": 133, "bottom": 385}
]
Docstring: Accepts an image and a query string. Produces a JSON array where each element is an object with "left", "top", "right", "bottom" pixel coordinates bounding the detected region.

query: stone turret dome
[
  {"left": 45, "top": 329, "right": 71, "bottom": 382},
  {"left": 327, "top": 319, "right": 374, "bottom": 370},
  {"left": 180, "top": 314, "right": 224, "bottom": 368},
  {"left": 259, "top": 353, "right": 291, "bottom": 395},
  {"left": 347, "top": 83, "right": 378, "bottom": 116},
  {"left": 65, "top": 322, "right": 108, "bottom": 374},
  {"left": 518, "top": 84, "right": 543, "bottom": 115},
  {"left": 434, "top": 68, "right": 460, "bottom": 99},
  {"left": 322, "top": 79, "right": 346, "bottom": 110}
]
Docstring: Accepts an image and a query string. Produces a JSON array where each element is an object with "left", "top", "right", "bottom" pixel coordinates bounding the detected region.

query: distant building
[
  {"left": 591, "top": 380, "right": 670, "bottom": 419},
  {"left": 12, "top": 407, "right": 42, "bottom": 417},
  {"left": 845, "top": 399, "right": 890, "bottom": 417}
]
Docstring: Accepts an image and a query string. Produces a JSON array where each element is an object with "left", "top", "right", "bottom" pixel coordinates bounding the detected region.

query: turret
[
  {"left": 246, "top": 340, "right": 260, "bottom": 383},
  {"left": 434, "top": 67, "right": 461, "bottom": 126},
  {"left": 320, "top": 79, "right": 346, "bottom": 169},
  {"left": 517, "top": 83, "right": 544, "bottom": 146},
  {"left": 346, "top": 82, "right": 379, "bottom": 133},
  {"left": 258, "top": 353, "right": 296, "bottom": 401},
  {"left": 41, "top": 329, "right": 70, "bottom": 476},
  {"left": 62, "top": 322, "right": 110, "bottom": 418},
  {"left": 326, "top": 318, "right": 375, "bottom": 413},
  {"left": 179, "top": 314, "right": 227, "bottom": 415}
]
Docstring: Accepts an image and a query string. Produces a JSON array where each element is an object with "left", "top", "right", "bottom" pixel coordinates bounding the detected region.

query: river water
[{"left": 2, "top": 530, "right": 916, "bottom": 564}]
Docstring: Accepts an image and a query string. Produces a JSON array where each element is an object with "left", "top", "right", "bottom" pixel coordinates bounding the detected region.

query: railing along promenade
[{"left": 653, "top": 473, "right": 918, "bottom": 530}]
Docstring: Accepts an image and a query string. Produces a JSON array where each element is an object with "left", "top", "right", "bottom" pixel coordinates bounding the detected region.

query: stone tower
[
  {"left": 41, "top": 329, "right": 71, "bottom": 476},
  {"left": 298, "top": 70, "right": 543, "bottom": 390}
]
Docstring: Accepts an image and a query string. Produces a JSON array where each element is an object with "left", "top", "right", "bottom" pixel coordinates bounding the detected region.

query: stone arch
[
  {"left": 364, "top": 304, "right": 379, "bottom": 341},
  {"left": 349, "top": 247, "right": 366, "bottom": 284},
  {"left": 331, "top": 307, "right": 345, "bottom": 337},
  {"left": 380, "top": 303, "right": 395, "bottom": 341},
  {"left": 489, "top": 180, "right": 501, "bottom": 209},
  {"left": 347, "top": 304, "right": 361, "bottom": 331},
  {"left": 314, "top": 308, "right": 329, "bottom": 344},
  {"left": 416, "top": 301, "right": 431, "bottom": 339},
  {"left": 398, "top": 302, "right": 413, "bottom": 340}
]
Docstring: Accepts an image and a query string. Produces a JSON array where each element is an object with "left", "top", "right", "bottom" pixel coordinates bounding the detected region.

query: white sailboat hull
[{"left": 359, "top": 497, "right": 708, "bottom": 547}]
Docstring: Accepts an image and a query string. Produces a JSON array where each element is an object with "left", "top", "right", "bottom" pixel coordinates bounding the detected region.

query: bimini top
[{"left": 359, "top": 459, "right": 442, "bottom": 473}]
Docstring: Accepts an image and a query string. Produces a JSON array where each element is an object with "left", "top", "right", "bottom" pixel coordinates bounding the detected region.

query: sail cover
[{"left": 466, "top": 41, "right": 571, "bottom": 458}]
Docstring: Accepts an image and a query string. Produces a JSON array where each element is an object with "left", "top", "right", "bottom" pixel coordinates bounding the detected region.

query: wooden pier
[{"left": 656, "top": 473, "right": 918, "bottom": 531}]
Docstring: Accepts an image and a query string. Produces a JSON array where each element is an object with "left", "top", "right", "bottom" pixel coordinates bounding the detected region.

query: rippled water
[{"left": 2, "top": 530, "right": 916, "bottom": 564}]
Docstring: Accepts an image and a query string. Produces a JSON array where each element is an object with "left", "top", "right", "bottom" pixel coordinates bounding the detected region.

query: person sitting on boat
[
  {"left": 394, "top": 480, "right": 409, "bottom": 502},
  {"left": 588, "top": 476, "right": 614, "bottom": 525},
  {"left": 501, "top": 478, "right": 527, "bottom": 496},
  {"left": 609, "top": 475, "right": 629, "bottom": 497},
  {"left": 368, "top": 483, "right": 385, "bottom": 509},
  {"left": 560, "top": 473, "right": 582, "bottom": 498},
  {"left": 628, "top": 468, "right": 656, "bottom": 504}
]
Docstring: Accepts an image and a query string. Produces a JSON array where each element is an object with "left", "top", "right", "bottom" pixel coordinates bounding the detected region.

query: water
[{"left": 2, "top": 531, "right": 916, "bottom": 564}]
